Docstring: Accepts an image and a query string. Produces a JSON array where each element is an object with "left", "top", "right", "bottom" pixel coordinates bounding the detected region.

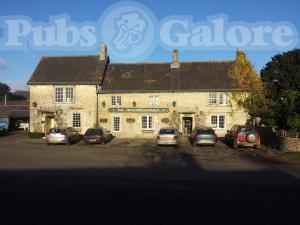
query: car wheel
[
  {"left": 47, "top": 142, "right": 51, "bottom": 146},
  {"left": 253, "top": 145, "right": 259, "bottom": 149},
  {"left": 66, "top": 139, "right": 71, "bottom": 146}
]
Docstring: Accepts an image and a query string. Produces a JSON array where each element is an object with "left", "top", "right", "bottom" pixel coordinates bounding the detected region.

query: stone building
[{"left": 28, "top": 44, "right": 249, "bottom": 137}]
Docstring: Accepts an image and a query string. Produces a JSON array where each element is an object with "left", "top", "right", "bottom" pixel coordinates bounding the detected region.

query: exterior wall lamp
[
  {"left": 172, "top": 100, "right": 176, "bottom": 107},
  {"left": 32, "top": 102, "right": 37, "bottom": 108},
  {"left": 102, "top": 101, "right": 106, "bottom": 108},
  {"left": 133, "top": 101, "right": 137, "bottom": 107}
]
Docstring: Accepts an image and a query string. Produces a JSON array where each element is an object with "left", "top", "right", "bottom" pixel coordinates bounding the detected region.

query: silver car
[
  {"left": 189, "top": 127, "right": 218, "bottom": 146},
  {"left": 46, "top": 127, "right": 81, "bottom": 145},
  {"left": 156, "top": 128, "right": 178, "bottom": 146}
]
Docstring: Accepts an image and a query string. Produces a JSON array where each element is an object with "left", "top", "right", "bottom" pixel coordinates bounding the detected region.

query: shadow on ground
[{"left": 1, "top": 147, "right": 300, "bottom": 225}]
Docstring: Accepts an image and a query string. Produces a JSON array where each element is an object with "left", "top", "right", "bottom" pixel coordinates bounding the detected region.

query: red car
[{"left": 225, "top": 125, "right": 260, "bottom": 149}]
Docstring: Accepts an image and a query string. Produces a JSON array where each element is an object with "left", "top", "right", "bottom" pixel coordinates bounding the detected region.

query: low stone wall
[
  {"left": 257, "top": 126, "right": 300, "bottom": 152},
  {"left": 280, "top": 137, "right": 300, "bottom": 152}
]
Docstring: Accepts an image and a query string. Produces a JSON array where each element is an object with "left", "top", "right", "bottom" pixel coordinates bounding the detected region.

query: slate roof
[
  {"left": 28, "top": 54, "right": 237, "bottom": 92},
  {"left": 101, "top": 61, "right": 237, "bottom": 92},
  {"left": 27, "top": 55, "right": 108, "bottom": 85}
]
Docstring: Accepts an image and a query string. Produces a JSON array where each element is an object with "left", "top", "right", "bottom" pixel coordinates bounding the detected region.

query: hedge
[{"left": 28, "top": 132, "right": 44, "bottom": 139}]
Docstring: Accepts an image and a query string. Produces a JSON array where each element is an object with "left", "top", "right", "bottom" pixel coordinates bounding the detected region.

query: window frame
[
  {"left": 112, "top": 96, "right": 122, "bottom": 106},
  {"left": 149, "top": 95, "right": 160, "bottom": 106},
  {"left": 208, "top": 93, "right": 217, "bottom": 105},
  {"left": 112, "top": 116, "right": 121, "bottom": 132},
  {"left": 72, "top": 113, "right": 81, "bottom": 128},
  {"left": 65, "top": 87, "right": 74, "bottom": 103},
  {"left": 219, "top": 93, "right": 228, "bottom": 106},
  {"left": 141, "top": 115, "right": 155, "bottom": 131},
  {"left": 54, "top": 87, "right": 64, "bottom": 103},
  {"left": 54, "top": 86, "right": 75, "bottom": 104},
  {"left": 210, "top": 115, "right": 226, "bottom": 129}
]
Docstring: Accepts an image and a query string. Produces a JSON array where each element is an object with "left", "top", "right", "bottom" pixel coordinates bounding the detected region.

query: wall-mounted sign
[{"left": 108, "top": 108, "right": 170, "bottom": 113}]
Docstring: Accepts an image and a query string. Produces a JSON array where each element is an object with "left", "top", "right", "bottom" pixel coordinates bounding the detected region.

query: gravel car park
[{"left": 1, "top": 131, "right": 300, "bottom": 225}]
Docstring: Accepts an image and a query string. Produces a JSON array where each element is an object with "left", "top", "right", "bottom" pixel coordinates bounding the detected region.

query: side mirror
[{"left": 227, "top": 130, "right": 230, "bottom": 133}]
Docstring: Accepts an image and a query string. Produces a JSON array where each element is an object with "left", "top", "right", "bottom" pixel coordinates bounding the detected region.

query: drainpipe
[
  {"left": 96, "top": 85, "right": 101, "bottom": 128},
  {"left": 96, "top": 86, "right": 99, "bottom": 128}
]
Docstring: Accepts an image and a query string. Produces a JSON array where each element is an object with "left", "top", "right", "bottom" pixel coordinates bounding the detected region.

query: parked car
[
  {"left": 19, "top": 122, "right": 29, "bottom": 131},
  {"left": 83, "top": 127, "right": 112, "bottom": 145},
  {"left": 46, "top": 127, "right": 81, "bottom": 145},
  {"left": 225, "top": 125, "right": 260, "bottom": 149},
  {"left": 189, "top": 127, "right": 218, "bottom": 146},
  {"left": 156, "top": 128, "right": 178, "bottom": 147},
  {"left": 0, "top": 121, "right": 9, "bottom": 136}
]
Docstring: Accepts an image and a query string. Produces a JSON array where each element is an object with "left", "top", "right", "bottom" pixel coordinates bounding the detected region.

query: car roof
[
  {"left": 239, "top": 125, "right": 256, "bottom": 128},
  {"left": 87, "top": 127, "right": 102, "bottom": 130}
]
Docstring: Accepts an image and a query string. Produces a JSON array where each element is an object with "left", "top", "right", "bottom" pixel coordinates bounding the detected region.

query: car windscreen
[
  {"left": 49, "top": 128, "right": 65, "bottom": 133},
  {"left": 0, "top": 121, "right": 8, "bottom": 127},
  {"left": 85, "top": 129, "right": 102, "bottom": 136},
  {"left": 159, "top": 129, "right": 176, "bottom": 135},
  {"left": 240, "top": 127, "right": 256, "bottom": 133},
  {"left": 197, "top": 128, "right": 215, "bottom": 134}
]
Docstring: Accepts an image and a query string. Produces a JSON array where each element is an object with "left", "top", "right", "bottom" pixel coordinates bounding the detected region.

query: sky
[{"left": 0, "top": 0, "right": 299, "bottom": 91}]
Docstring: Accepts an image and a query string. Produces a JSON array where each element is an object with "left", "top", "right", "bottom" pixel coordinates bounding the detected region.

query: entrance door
[
  {"left": 182, "top": 117, "right": 193, "bottom": 135},
  {"left": 45, "top": 116, "right": 55, "bottom": 132}
]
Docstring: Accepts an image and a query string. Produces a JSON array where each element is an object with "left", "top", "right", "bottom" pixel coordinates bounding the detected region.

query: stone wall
[
  {"left": 279, "top": 137, "right": 300, "bottom": 152},
  {"left": 258, "top": 126, "right": 300, "bottom": 152},
  {"left": 99, "top": 92, "right": 249, "bottom": 138},
  {"left": 29, "top": 85, "right": 250, "bottom": 137}
]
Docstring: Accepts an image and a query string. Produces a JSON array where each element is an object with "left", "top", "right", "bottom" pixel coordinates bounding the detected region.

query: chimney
[
  {"left": 171, "top": 49, "right": 180, "bottom": 69},
  {"left": 99, "top": 43, "right": 107, "bottom": 61}
]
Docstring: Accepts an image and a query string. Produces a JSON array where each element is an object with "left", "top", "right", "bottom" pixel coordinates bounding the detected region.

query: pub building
[{"left": 28, "top": 44, "right": 248, "bottom": 138}]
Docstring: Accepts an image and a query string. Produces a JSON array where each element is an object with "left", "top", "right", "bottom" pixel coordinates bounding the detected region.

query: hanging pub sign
[{"left": 108, "top": 108, "right": 170, "bottom": 113}]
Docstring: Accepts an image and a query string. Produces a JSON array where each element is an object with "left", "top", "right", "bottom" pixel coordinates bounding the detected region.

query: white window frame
[
  {"left": 65, "top": 87, "right": 74, "bottom": 103},
  {"left": 112, "top": 96, "right": 122, "bottom": 106},
  {"left": 219, "top": 93, "right": 228, "bottom": 106},
  {"left": 54, "top": 86, "right": 75, "bottom": 104},
  {"left": 210, "top": 115, "right": 226, "bottom": 129},
  {"left": 112, "top": 116, "right": 121, "bottom": 132},
  {"left": 72, "top": 113, "right": 81, "bottom": 128},
  {"left": 149, "top": 95, "right": 160, "bottom": 106},
  {"left": 208, "top": 93, "right": 217, "bottom": 105},
  {"left": 55, "top": 87, "right": 64, "bottom": 103},
  {"left": 141, "top": 115, "right": 154, "bottom": 130}
]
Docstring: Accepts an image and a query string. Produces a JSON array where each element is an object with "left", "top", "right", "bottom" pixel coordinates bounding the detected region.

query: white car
[
  {"left": 156, "top": 128, "right": 178, "bottom": 147},
  {"left": 19, "top": 122, "right": 29, "bottom": 131}
]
